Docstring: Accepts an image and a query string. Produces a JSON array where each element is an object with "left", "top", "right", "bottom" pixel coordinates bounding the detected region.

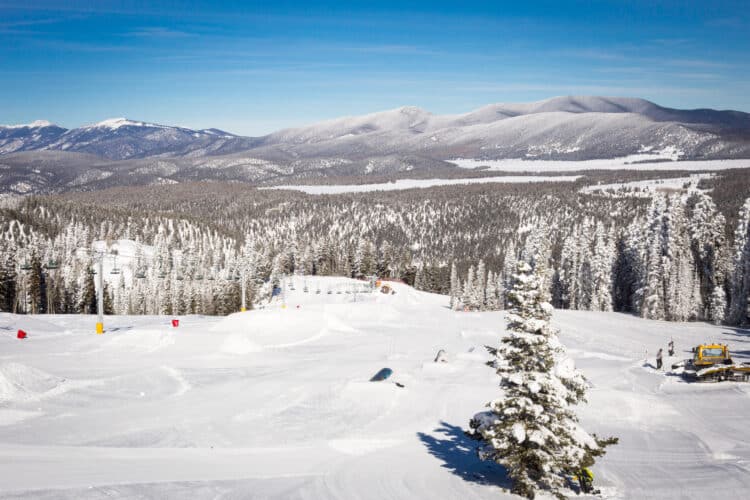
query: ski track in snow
[{"left": 1, "top": 278, "right": 749, "bottom": 499}]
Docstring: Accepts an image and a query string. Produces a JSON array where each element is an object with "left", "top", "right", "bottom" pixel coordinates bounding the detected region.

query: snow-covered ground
[
  {"left": 449, "top": 157, "right": 750, "bottom": 172},
  {"left": 581, "top": 173, "right": 713, "bottom": 197},
  {"left": 1, "top": 276, "right": 749, "bottom": 499},
  {"left": 263, "top": 176, "right": 581, "bottom": 195}
]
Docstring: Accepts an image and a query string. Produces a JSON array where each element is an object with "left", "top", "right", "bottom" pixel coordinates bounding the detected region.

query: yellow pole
[{"left": 96, "top": 255, "right": 104, "bottom": 334}]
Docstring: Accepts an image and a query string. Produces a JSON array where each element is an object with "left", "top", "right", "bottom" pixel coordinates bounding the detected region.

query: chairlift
[
  {"left": 195, "top": 274, "right": 204, "bottom": 281},
  {"left": 20, "top": 262, "right": 32, "bottom": 271},
  {"left": 207, "top": 275, "right": 216, "bottom": 281},
  {"left": 44, "top": 260, "right": 59, "bottom": 270},
  {"left": 176, "top": 275, "right": 184, "bottom": 281},
  {"left": 135, "top": 271, "right": 146, "bottom": 279}
]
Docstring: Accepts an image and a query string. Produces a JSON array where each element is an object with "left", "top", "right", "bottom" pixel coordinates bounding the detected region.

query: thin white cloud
[{"left": 127, "top": 27, "right": 194, "bottom": 39}]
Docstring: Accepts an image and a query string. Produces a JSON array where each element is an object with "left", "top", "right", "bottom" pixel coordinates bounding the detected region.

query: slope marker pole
[{"left": 96, "top": 254, "right": 104, "bottom": 334}]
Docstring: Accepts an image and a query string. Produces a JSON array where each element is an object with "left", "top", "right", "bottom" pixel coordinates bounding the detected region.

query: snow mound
[
  {"left": 0, "top": 362, "right": 65, "bottom": 404},
  {"left": 328, "top": 437, "right": 402, "bottom": 455},
  {"left": 101, "top": 328, "right": 175, "bottom": 353},
  {"left": 220, "top": 334, "right": 263, "bottom": 354},
  {"left": 213, "top": 309, "right": 333, "bottom": 349}
]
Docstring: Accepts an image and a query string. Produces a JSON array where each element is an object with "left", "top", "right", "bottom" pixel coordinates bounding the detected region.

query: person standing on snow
[
  {"left": 668, "top": 339, "right": 674, "bottom": 357},
  {"left": 576, "top": 468, "right": 594, "bottom": 493},
  {"left": 656, "top": 348, "right": 664, "bottom": 370}
]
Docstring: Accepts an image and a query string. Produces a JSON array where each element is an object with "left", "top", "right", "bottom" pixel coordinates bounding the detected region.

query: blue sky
[{"left": 1, "top": 0, "right": 748, "bottom": 135}]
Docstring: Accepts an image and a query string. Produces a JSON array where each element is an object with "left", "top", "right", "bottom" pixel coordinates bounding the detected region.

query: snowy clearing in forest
[
  {"left": 449, "top": 157, "right": 750, "bottom": 172},
  {"left": 580, "top": 173, "right": 714, "bottom": 197},
  {"left": 262, "top": 175, "right": 581, "bottom": 195},
  {"left": 1, "top": 276, "right": 750, "bottom": 499}
]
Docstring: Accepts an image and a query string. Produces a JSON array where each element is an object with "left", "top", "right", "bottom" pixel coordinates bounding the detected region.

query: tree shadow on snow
[{"left": 417, "top": 421, "right": 510, "bottom": 488}]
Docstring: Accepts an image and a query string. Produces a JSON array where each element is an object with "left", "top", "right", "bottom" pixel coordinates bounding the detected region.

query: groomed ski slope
[{"left": 1, "top": 277, "right": 749, "bottom": 499}]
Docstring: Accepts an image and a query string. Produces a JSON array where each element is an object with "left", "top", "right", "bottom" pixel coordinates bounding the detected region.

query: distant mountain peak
[
  {"left": 1, "top": 120, "right": 58, "bottom": 129},
  {"left": 86, "top": 118, "right": 160, "bottom": 130}
]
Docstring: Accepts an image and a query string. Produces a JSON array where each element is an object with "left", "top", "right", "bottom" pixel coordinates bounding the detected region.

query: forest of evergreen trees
[{"left": 1, "top": 172, "right": 749, "bottom": 325}]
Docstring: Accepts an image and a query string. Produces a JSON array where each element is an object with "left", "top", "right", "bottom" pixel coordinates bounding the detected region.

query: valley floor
[{"left": 1, "top": 277, "right": 749, "bottom": 499}]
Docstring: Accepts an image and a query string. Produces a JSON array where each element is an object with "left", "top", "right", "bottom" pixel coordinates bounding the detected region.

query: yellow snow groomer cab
[
  {"left": 692, "top": 344, "right": 730, "bottom": 367},
  {"left": 676, "top": 344, "right": 750, "bottom": 382}
]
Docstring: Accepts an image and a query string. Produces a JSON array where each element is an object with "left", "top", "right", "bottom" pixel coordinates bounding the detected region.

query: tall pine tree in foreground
[{"left": 469, "top": 261, "right": 616, "bottom": 499}]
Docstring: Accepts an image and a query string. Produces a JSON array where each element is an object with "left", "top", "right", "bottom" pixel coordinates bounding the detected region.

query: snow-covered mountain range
[
  {"left": 1, "top": 96, "right": 749, "bottom": 194},
  {"left": 0, "top": 117, "right": 259, "bottom": 159}
]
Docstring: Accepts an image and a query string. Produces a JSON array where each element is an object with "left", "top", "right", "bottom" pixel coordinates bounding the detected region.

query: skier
[
  {"left": 656, "top": 348, "right": 663, "bottom": 370},
  {"left": 668, "top": 339, "right": 674, "bottom": 357},
  {"left": 576, "top": 468, "right": 594, "bottom": 494}
]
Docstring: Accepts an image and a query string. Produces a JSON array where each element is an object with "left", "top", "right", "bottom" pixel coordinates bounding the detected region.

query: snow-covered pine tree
[
  {"left": 589, "top": 223, "right": 614, "bottom": 312},
  {"left": 664, "top": 198, "right": 699, "bottom": 321},
  {"left": 486, "top": 270, "right": 499, "bottom": 310},
  {"left": 462, "top": 265, "right": 475, "bottom": 310},
  {"left": 414, "top": 265, "right": 425, "bottom": 291},
  {"left": 688, "top": 193, "right": 728, "bottom": 322},
  {"left": 474, "top": 260, "right": 487, "bottom": 310},
  {"left": 449, "top": 262, "right": 459, "bottom": 310},
  {"left": 640, "top": 194, "right": 667, "bottom": 320},
  {"left": 729, "top": 198, "right": 750, "bottom": 325},
  {"left": 469, "top": 260, "right": 615, "bottom": 499}
]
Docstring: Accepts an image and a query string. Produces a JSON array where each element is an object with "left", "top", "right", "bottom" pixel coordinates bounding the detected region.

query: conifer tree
[
  {"left": 729, "top": 198, "right": 750, "bottom": 325},
  {"left": 469, "top": 260, "right": 616, "bottom": 499},
  {"left": 80, "top": 271, "right": 97, "bottom": 314},
  {"left": 462, "top": 266, "right": 475, "bottom": 310},
  {"left": 475, "top": 260, "right": 487, "bottom": 310},
  {"left": 449, "top": 262, "right": 459, "bottom": 310}
]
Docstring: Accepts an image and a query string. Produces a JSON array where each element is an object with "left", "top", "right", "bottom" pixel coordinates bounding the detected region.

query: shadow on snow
[{"left": 417, "top": 421, "right": 510, "bottom": 489}]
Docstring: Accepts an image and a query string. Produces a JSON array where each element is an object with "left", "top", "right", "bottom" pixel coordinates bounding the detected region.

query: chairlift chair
[{"left": 44, "top": 260, "right": 59, "bottom": 270}]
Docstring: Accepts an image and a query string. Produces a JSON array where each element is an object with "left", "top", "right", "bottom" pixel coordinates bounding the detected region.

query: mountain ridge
[{"left": 2, "top": 96, "right": 750, "bottom": 195}]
